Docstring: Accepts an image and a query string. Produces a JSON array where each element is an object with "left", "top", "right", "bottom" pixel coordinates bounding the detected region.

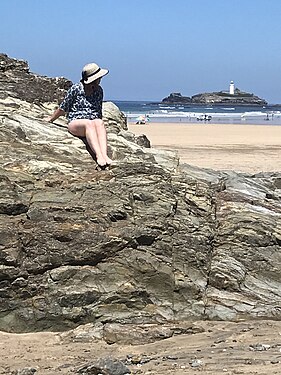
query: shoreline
[
  {"left": 115, "top": 100, "right": 281, "bottom": 126},
  {"left": 124, "top": 113, "right": 281, "bottom": 126},
  {"left": 128, "top": 122, "right": 281, "bottom": 173}
]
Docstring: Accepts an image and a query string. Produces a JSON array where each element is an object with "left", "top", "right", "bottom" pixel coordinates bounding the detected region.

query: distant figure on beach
[
  {"left": 47, "top": 62, "right": 112, "bottom": 170},
  {"left": 135, "top": 114, "right": 149, "bottom": 124},
  {"left": 197, "top": 114, "right": 212, "bottom": 121},
  {"left": 266, "top": 113, "right": 269, "bottom": 121},
  {"left": 135, "top": 115, "right": 146, "bottom": 124}
]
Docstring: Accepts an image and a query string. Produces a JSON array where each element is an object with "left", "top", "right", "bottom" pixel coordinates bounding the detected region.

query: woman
[{"left": 47, "top": 62, "right": 112, "bottom": 169}]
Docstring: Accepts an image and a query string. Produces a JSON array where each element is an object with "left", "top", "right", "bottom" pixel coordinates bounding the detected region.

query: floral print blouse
[{"left": 59, "top": 82, "right": 103, "bottom": 122}]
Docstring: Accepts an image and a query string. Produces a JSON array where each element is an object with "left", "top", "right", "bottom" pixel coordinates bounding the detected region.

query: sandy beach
[{"left": 128, "top": 122, "right": 281, "bottom": 173}]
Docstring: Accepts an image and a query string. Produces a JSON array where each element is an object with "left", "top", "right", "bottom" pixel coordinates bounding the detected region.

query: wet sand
[{"left": 128, "top": 122, "right": 281, "bottom": 173}]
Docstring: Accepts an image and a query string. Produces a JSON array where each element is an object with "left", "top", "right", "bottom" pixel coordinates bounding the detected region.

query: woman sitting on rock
[{"left": 47, "top": 62, "right": 112, "bottom": 169}]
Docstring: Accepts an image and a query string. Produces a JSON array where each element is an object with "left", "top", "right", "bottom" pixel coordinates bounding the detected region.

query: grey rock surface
[
  {"left": 162, "top": 92, "right": 192, "bottom": 104},
  {"left": 0, "top": 53, "right": 72, "bottom": 103},
  {"left": 76, "top": 358, "right": 130, "bottom": 375},
  {"left": 0, "top": 55, "right": 280, "bottom": 335}
]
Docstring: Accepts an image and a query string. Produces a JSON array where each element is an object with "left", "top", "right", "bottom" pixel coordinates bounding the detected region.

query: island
[{"left": 162, "top": 85, "right": 268, "bottom": 106}]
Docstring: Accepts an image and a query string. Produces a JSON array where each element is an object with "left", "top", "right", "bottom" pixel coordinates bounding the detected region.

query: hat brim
[{"left": 83, "top": 69, "right": 109, "bottom": 84}]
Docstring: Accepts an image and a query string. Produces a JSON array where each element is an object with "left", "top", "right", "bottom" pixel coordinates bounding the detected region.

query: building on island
[{"left": 229, "top": 81, "right": 235, "bottom": 95}]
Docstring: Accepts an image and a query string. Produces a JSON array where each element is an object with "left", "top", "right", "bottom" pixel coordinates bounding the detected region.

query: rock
[
  {"left": 60, "top": 322, "right": 104, "bottom": 342},
  {"left": 0, "top": 55, "right": 281, "bottom": 336},
  {"left": 126, "top": 355, "right": 152, "bottom": 365},
  {"left": 190, "top": 359, "right": 203, "bottom": 368},
  {"left": 102, "top": 102, "right": 128, "bottom": 133},
  {"left": 14, "top": 368, "right": 37, "bottom": 375},
  {"left": 249, "top": 343, "right": 271, "bottom": 351},
  {"left": 76, "top": 358, "right": 130, "bottom": 375},
  {"left": 60, "top": 322, "right": 204, "bottom": 345},
  {"left": 103, "top": 322, "right": 204, "bottom": 345},
  {"left": 162, "top": 92, "right": 191, "bottom": 104},
  {"left": 0, "top": 53, "right": 72, "bottom": 103}
]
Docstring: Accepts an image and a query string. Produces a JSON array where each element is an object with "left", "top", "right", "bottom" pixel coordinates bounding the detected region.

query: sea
[{"left": 112, "top": 101, "right": 281, "bottom": 126}]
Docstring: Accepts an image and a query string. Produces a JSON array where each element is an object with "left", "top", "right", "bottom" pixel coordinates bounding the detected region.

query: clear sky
[{"left": 1, "top": 0, "right": 281, "bottom": 103}]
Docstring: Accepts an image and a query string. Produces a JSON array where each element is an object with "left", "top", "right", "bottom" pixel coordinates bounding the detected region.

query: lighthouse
[{"left": 229, "top": 81, "right": 235, "bottom": 95}]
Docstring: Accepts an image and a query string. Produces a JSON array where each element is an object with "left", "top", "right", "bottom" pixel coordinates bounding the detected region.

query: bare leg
[
  {"left": 68, "top": 119, "right": 107, "bottom": 166},
  {"left": 93, "top": 119, "right": 112, "bottom": 165}
]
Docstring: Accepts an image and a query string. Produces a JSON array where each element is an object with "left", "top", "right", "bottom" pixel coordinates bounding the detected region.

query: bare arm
[{"left": 47, "top": 108, "right": 65, "bottom": 123}]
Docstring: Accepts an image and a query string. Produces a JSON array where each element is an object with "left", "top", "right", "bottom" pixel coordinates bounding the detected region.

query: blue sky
[{"left": 1, "top": 0, "right": 281, "bottom": 103}]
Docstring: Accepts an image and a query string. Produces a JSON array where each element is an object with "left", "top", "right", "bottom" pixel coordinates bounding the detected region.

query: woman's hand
[{"left": 46, "top": 108, "right": 65, "bottom": 123}]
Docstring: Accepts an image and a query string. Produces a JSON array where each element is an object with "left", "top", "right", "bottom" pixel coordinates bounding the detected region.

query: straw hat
[{"left": 81, "top": 62, "right": 109, "bottom": 84}]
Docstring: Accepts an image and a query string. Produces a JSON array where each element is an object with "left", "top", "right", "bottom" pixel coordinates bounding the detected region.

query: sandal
[{"left": 95, "top": 164, "right": 109, "bottom": 171}]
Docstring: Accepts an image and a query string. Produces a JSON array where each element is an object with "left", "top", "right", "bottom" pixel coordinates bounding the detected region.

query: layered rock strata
[
  {"left": 0, "top": 55, "right": 280, "bottom": 334},
  {"left": 0, "top": 53, "right": 72, "bottom": 103}
]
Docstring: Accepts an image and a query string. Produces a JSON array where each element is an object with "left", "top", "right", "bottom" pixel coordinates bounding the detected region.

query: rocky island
[
  {"left": 162, "top": 87, "right": 268, "bottom": 106},
  {"left": 0, "top": 54, "right": 281, "bottom": 374}
]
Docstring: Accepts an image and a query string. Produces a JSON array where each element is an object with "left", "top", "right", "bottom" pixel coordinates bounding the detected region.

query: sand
[
  {"left": 128, "top": 122, "right": 281, "bottom": 173},
  {"left": 1, "top": 320, "right": 281, "bottom": 374}
]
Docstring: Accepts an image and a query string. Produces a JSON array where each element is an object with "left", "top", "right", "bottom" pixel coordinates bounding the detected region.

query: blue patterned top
[{"left": 59, "top": 82, "right": 103, "bottom": 122}]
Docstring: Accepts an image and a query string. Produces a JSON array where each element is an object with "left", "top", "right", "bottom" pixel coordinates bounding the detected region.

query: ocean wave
[
  {"left": 118, "top": 101, "right": 281, "bottom": 125},
  {"left": 241, "top": 111, "right": 267, "bottom": 117},
  {"left": 126, "top": 110, "right": 271, "bottom": 118},
  {"left": 124, "top": 108, "right": 281, "bottom": 125},
  {"left": 126, "top": 112, "right": 238, "bottom": 119},
  {"left": 158, "top": 106, "right": 176, "bottom": 109}
]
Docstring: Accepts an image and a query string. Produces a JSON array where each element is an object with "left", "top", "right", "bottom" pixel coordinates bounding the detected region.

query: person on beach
[{"left": 47, "top": 62, "right": 112, "bottom": 169}]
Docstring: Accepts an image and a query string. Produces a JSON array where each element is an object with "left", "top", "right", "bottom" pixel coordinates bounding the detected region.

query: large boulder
[{"left": 0, "top": 55, "right": 280, "bottom": 334}]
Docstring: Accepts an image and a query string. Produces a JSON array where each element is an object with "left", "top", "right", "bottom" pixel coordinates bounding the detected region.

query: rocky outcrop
[
  {"left": 0, "top": 53, "right": 72, "bottom": 103},
  {"left": 162, "top": 89, "right": 268, "bottom": 106},
  {"left": 162, "top": 92, "right": 191, "bottom": 104},
  {"left": 192, "top": 88, "right": 268, "bottom": 105},
  {"left": 0, "top": 55, "right": 280, "bottom": 334}
]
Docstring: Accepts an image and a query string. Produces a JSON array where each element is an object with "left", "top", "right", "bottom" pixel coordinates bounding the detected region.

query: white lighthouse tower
[{"left": 229, "top": 80, "right": 235, "bottom": 95}]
